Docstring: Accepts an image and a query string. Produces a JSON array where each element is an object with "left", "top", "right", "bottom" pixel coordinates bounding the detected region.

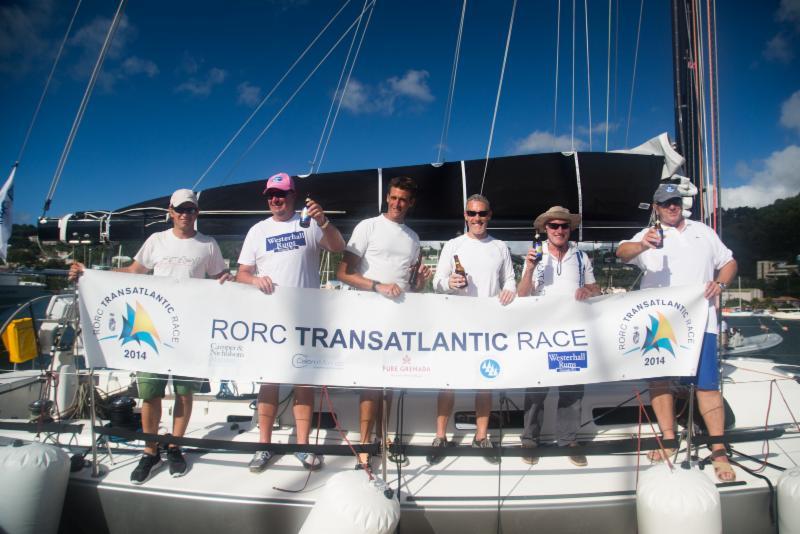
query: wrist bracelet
[
  {"left": 320, "top": 218, "right": 330, "bottom": 229},
  {"left": 371, "top": 280, "right": 379, "bottom": 292}
]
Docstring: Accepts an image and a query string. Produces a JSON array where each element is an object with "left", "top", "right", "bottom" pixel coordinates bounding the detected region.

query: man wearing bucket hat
[
  {"left": 617, "top": 183, "right": 737, "bottom": 482},
  {"left": 517, "top": 205, "right": 601, "bottom": 467},
  {"left": 69, "top": 188, "right": 231, "bottom": 484},
  {"left": 236, "top": 172, "right": 345, "bottom": 473}
]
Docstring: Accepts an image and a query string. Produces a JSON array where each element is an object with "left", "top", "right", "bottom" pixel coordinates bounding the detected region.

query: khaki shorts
[{"left": 136, "top": 372, "right": 203, "bottom": 400}]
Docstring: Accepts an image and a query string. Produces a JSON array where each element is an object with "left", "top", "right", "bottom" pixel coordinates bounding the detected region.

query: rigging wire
[
  {"left": 479, "top": 0, "right": 518, "bottom": 196},
  {"left": 218, "top": 0, "right": 376, "bottom": 186},
  {"left": 42, "top": 0, "right": 127, "bottom": 217},
  {"left": 191, "top": 0, "right": 354, "bottom": 191},
  {"left": 437, "top": 0, "right": 468, "bottom": 165},
  {"left": 17, "top": 0, "right": 83, "bottom": 166},
  {"left": 553, "top": 0, "right": 561, "bottom": 136},
  {"left": 570, "top": 0, "right": 575, "bottom": 151},
  {"left": 706, "top": 0, "right": 720, "bottom": 231},
  {"left": 696, "top": 1, "right": 713, "bottom": 229},
  {"left": 583, "top": 0, "right": 592, "bottom": 151},
  {"left": 623, "top": 0, "right": 644, "bottom": 148},
  {"left": 613, "top": 0, "right": 619, "bottom": 123},
  {"left": 316, "top": 0, "right": 376, "bottom": 174},
  {"left": 604, "top": 0, "right": 611, "bottom": 151},
  {"left": 712, "top": 0, "right": 722, "bottom": 234},
  {"left": 310, "top": 0, "right": 369, "bottom": 175}
]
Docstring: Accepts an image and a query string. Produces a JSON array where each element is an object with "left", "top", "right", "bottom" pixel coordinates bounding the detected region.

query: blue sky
[{"left": 1, "top": 0, "right": 799, "bottom": 225}]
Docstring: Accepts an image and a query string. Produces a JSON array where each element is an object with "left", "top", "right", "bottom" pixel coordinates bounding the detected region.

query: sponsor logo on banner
[
  {"left": 91, "top": 286, "right": 182, "bottom": 361},
  {"left": 616, "top": 298, "right": 696, "bottom": 366},
  {"left": 548, "top": 351, "right": 587, "bottom": 372},
  {"left": 292, "top": 353, "right": 344, "bottom": 370},
  {"left": 382, "top": 354, "right": 432, "bottom": 377},
  {"left": 480, "top": 358, "right": 500, "bottom": 379},
  {"left": 209, "top": 343, "right": 245, "bottom": 361}
]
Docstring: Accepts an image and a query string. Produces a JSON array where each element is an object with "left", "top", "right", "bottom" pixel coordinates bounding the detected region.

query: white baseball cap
[{"left": 170, "top": 189, "right": 198, "bottom": 207}]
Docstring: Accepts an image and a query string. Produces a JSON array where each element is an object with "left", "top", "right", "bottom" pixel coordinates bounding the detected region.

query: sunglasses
[
  {"left": 656, "top": 198, "right": 682, "bottom": 208},
  {"left": 546, "top": 222, "right": 571, "bottom": 230},
  {"left": 172, "top": 206, "right": 198, "bottom": 215},
  {"left": 465, "top": 210, "right": 490, "bottom": 217},
  {"left": 266, "top": 190, "right": 289, "bottom": 199}
]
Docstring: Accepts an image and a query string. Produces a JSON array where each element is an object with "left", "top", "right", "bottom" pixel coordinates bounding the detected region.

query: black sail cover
[{"left": 38, "top": 152, "right": 664, "bottom": 243}]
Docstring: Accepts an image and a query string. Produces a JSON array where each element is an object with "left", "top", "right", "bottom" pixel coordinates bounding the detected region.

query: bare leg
[
  {"left": 359, "top": 390, "right": 380, "bottom": 463},
  {"left": 435, "top": 390, "right": 455, "bottom": 438},
  {"left": 293, "top": 386, "right": 314, "bottom": 445},
  {"left": 474, "top": 390, "right": 492, "bottom": 441},
  {"left": 649, "top": 380, "right": 676, "bottom": 460},
  {"left": 171, "top": 394, "right": 193, "bottom": 440},
  {"left": 256, "top": 384, "right": 279, "bottom": 443},
  {"left": 696, "top": 389, "right": 733, "bottom": 479},
  {"left": 141, "top": 398, "right": 162, "bottom": 456}
]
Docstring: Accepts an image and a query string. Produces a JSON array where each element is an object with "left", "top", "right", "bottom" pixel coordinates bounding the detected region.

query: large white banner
[{"left": 78, "top": 271, "right": 710, "bottom": 389}]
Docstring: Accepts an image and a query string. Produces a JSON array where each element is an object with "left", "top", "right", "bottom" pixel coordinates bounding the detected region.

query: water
[{"left": 723, "top": 315, "right": 800, "bottom": 366}]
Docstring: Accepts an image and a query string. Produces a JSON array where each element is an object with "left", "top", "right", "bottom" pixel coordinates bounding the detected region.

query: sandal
[{"left": 647, "top": 447, "right": 676, "bottom": 463}]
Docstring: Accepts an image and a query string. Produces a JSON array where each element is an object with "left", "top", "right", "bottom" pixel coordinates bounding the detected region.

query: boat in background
[
  {"left": 720, "top": 332, "right": 783, "bottom": 356},
  {"left": 769, "top": 309, "right": 800, "bottom": 321}
]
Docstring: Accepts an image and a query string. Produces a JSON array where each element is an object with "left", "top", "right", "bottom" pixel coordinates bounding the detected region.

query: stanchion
[
  {"left": 682, "top": 384, "right": 695, "bottom": 469},
  {"left": 381, "top": 388, "right": 388, "bottom": 480},
  {"left": 88, "top": 367, "right": 100, "bottom": 477}
]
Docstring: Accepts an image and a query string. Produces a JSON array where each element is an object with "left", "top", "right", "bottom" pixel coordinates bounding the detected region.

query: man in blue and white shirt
[{"left": 517, "top": 206, "right": 600, "bottom": 467}]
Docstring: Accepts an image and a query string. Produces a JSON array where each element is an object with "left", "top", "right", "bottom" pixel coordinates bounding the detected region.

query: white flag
[{"left": 0, "top": 165, "right": 16, "bottom": 261}]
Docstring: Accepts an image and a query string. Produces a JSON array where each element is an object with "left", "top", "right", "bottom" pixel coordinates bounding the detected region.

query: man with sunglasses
[
  {"left": 517, "top": 205, "right": 600, "bottom": 467},
  {"left": 236, "top": 172, "right": 345, "bottom": 473},
  {"left": 337, "top": 176, "right": 431, "bottom": 469},
  {"left": 616, "top": 183, "right": 737, "bottom": 482},
  {"left": 427, "top": 194, "right": 516, "bottom": 465},
  {"left": 69, "top": 188, "right": 230, "bottom": 484}
]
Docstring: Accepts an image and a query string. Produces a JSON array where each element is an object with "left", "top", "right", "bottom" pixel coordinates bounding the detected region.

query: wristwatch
[
  {"left": 717, "top": 281, "right": 727, "bottom": 290},
  {"left": 371, "top": 280, "right": 379, "bottom": 292}
]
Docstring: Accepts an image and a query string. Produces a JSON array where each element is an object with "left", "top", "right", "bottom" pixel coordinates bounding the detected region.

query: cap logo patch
[{"left": 665, "top": 185, "right": 676, "bottom": 193}]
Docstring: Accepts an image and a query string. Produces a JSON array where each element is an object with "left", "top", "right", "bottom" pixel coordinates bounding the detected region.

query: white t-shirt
[
  {"left": 237, "top": 215, "right": 324, "bottom": 289},
  {"left": 621, "top": 219, "right": 733, "bottom": 333},
  {"left": 134, "top": 229, "right": 226, "bottom": 279},
  {"left": 532, "top": 242, "right": 595, "bottom": 296},
  {"left": 433, "top": 234, "right": 516, "bottom": 297},
  {"left": 345, "top": 215, "right": 420, "bottom": 291}
]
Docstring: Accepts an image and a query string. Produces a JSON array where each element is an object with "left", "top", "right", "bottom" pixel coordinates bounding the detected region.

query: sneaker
[
  {"left": 248, "top": 450, "right": 273, "bottom": 473},
  {"left": 166, "top": 446, "right": 187, "bottom": 477},
  {"left": 295, "top": 451, "right": 323, "bottom": 471},
  {"left": 426, "top": 436, "right": 448, "bottom": 466},
  {"left": 568, "top": 443, "right": 588, "bottom": 467},
  {"left": 472, "top": 437, "right": 500, "bottom": 465},
  {"left": 521, "top": 444, "right": 539, "bottom": 466},
  {"left": 130, "top": 453, "right": 162, "bottom": 485}
]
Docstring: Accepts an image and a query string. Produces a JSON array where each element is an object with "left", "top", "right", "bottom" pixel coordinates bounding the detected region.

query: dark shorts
[
  {"left": 680, "top": 333, "right": 719, "bottom": 390},
  {"left": 136, "top": 372, "right": 203, "bottom": 400}
]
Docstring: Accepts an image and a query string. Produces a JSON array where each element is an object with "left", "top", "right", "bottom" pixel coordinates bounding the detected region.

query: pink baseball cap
[{"left": 263, "top": 172, "right": 295, "bottom": 194}]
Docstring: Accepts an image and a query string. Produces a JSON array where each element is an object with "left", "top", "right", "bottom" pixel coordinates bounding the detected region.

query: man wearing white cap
[
  {"left": 236, "top": 172, "right": 345, "bottom": 473},
  {"left": 617, "top": 183, "right": 738, "bottom": 482},
  {"left": 69, "top": 188, "right": 231, "bottom": 484},
  {"left": 517, "top": 205, "right": 601, "bottom": 467}
]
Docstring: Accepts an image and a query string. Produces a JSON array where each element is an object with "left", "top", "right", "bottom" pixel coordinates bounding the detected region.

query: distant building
[
  {"left": 722, "top": 288, "right": 763, "bottom": 303},
  {"left": 757, "top": 260, "right": 799, "bottom": 280}
]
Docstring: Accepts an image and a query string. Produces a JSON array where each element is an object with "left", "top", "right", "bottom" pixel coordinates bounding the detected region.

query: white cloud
[
  {"left": 778, "top": 0, "right": 800, "bottom": 29},
  {"left": 175, "top": 67, "right": 227, "bottom": 97},
  {"left": 780, "top": 90, "right": 800, "bottom": 134},
  {"left": 0, "top": 0, "right": 56, "bottom": 77},
  {"left": 764, "top": 33, "right": 794, "bottom": 63},
  {"left": 722, "top": 145, "right": 800, "bottom": 208},
  {"left": 121, "top": 56, "right": 159, "bottom": 77},
  {"left": 236, "top": 81, "right": 262, "bottom": 107},
  {"left": 340, "top": 69, "right": 434, "bottom": 115},
  {"left": 511, "top": 130, "right": 586, "bottom": 153},
  {"left": 577, "top": 121, "right": 619, "bottom": 136}
]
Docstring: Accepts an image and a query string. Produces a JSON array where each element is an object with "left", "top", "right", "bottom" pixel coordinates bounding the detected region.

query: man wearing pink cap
[
  {"left": 69, "top": 188, "right": 231, "bottom": 484},
  {"left": 236, "top": 172, "right": 345, "bottom": 473}
]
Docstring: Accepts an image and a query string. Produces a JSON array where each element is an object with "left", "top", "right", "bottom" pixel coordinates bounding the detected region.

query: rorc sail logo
[
  {"left": 92, "top": 286, "right": 182, "bottom": 359},
  {"left": 617, "top": 298, "right": 695, "bottom": 364}
]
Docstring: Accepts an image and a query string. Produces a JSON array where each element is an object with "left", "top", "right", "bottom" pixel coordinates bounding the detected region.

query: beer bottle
[
  {"left": 299, "top": 195, "right": 312, "bottom": 228},
  {"left": 453, "top": 254, "right": 468, "bottom": 288},
  {"left": 654, "top": 220, "right": 664, "bottom": 249},
  {"left": 533, "top": 232, "right": 543, "bottom": 262},
  {"left": 408, "top": 251, "right": 422, "bottom": 288}
]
